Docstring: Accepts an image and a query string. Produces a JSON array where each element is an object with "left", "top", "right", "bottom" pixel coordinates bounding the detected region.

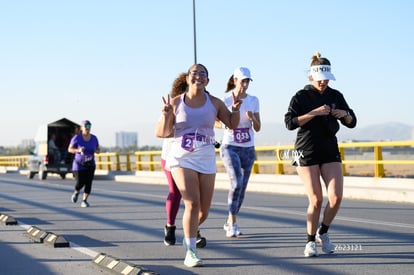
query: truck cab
[{"left": 27, "top": 118, "right": 80, "bottom": 180}]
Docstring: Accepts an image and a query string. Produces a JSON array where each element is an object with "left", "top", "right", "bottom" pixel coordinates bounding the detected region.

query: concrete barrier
[
  {"left": 0, "top": 166, "right": 19, "bottom": 174},
  {"left": 18, "top": 169, "right": 112, "bottom": 180},
  {"left": 115, "top": 171, "right": 414, "bottom": 204},
  {"left": 14, "top": 168, "right": 414, "bottom": 204}
]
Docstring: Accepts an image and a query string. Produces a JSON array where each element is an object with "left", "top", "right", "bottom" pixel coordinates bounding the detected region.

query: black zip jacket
[{"left": 284, "top": 85, "right": 357, "bottom": 155}]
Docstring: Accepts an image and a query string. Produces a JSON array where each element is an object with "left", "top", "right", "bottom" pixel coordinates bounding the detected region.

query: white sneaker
[
  {"left": 223, "top": 222, "right": 230, "bottom": 231},
  {"left": 304, "top": 241, "right": 318, "bottom": 257},
  {"left": 234, "top": 223, "right": 242, "bottom": 236},
  {"left": 184, "top": 248, "right": 203, "bottom": 267},
  {"left": 225, "top": 223, "right": 237, "bottom": 238},
  {"left": 224, "top": 221, "right": 242, "bottom": 237},
  {"left": 316, "top": 232, "right": 335, "bottom": 254},
  {"left": 81, "top": 200, "right": 90, "bottom": 208}
]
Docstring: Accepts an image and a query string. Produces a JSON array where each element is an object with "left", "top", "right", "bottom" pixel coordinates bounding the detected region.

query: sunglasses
[
  {"left": 190, "top": 71, "right": 208, "bottom": 78},
  {"left": 84, "top": 124, "right": 92, "bottom": 129}
]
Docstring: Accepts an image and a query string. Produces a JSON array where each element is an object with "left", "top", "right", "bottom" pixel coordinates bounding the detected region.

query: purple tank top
[{"left": 174, "top": 92, "right": 216, "bottom": 142}]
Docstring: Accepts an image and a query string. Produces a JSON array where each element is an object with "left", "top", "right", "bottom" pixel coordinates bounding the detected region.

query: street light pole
[{"left": 192, "top": 0, "right": 197, "bottom": 64}]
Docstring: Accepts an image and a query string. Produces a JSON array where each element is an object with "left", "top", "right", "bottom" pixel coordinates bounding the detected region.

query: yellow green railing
[
  {"left": 1, "top": 140, "right": 413, "bottom": 178},
  {"left": 0, "top": 155, "right": 29, "bottom": 167}
]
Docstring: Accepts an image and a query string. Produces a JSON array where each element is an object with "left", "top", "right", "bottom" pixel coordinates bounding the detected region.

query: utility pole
[{"left": 192, "top": 0, "right": 197, "bottom": 64}]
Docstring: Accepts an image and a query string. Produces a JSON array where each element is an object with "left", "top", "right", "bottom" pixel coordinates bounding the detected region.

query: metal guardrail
[
  {"left": 1, "top": 140, "right": 413, "bottom": 178},
  {"left": 0, "top": 156, "right": 28, "bottom": 168}
]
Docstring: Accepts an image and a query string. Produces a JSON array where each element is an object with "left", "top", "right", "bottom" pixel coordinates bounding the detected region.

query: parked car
[{"left": 27, "top": 118, "right": 79, "bottom": 180}]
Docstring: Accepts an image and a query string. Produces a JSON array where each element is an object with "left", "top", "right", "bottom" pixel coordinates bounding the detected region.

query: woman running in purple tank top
[{"left": 155, "top": 64, "right": 242, "bottom": 268}]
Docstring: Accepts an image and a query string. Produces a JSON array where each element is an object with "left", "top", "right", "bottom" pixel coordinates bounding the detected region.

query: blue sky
[{"left": 1, "top": 0, "right": 413, "bottom": 147}]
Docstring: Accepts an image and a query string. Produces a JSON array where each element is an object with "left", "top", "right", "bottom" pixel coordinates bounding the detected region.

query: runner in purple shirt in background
[{"left": 68, "top": 120, "right": 100, "bottom": 208}]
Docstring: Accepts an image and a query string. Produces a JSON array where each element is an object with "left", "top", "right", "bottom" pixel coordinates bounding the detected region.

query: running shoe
[
  {"left": 224, "top": 222, "right": 242, "bottom": 237},
  {"left": 223, "top": 221, "right": 230, "bottom": 231},
  {"left": 234, "top": 223, "right": 242, "bottom": 236},
  {"left": 164, "top": 225, "right": 176, "bottom": 246},
  {"left": 316, "top": 231, "right": 335, "bottom": 254},
  {"left": 304, "top": 241, "right": 318, "bottom": 257},
  {"left": 196, "top": 230, "right": 206, "bottom": 248},
  {"left": 225, "top": 224, "right": 237, "bottom": 238},
  {"left": 71, "top": 192, "right": 79, "bottom": 203},
  {"left": 81, "top": 200, "right": 90, "bottom": 208},
  {"left": 223, "top": 220, "right": 243, "bottom": 237},
  {"left": 184, "top": 248, "right": 203, "bottom": 267}
]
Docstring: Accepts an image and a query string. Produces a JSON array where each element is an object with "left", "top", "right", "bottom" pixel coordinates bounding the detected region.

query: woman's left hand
[
  {"left": 331, "top": 109, "right": 347, "bottom": 119},
  {"left": 246, "top": 111, "right": 254, "bottom": 120}
]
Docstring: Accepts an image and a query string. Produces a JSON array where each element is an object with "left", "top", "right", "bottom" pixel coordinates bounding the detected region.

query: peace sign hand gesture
[
  {"left": 161, "top": 95, "right": 173, "bottom": 115},
  {"left": 231, "top": 91, "right": 243, "bottom": 112}
]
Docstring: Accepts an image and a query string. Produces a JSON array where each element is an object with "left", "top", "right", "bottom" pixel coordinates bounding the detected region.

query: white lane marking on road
[
  {"left": 15, "top": 221, "right": 100, "bottom": 258},
  {"left": 70, "top": 242, "right": 100, "bottom": 258}
]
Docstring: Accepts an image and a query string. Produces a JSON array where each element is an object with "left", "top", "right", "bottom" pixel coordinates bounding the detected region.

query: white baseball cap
[
  {"left": 310, "top": 65, "right": 336, "bottom": 81},
  {"left": 233, "top": 67, "right": 253, "bottom": 81}
]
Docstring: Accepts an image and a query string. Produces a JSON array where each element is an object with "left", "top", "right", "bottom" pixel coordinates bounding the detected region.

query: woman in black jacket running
[{"left": 285, "top": 52, "right": 357, "bottom": 257}]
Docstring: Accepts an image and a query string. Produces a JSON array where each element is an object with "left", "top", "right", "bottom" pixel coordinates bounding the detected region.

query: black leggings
[{"left": 73, "top": 168, "right": 95, "bottom": 194}]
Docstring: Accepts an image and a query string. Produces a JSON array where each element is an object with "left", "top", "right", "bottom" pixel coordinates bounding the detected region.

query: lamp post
[{"left": 192, "top": 0, "right": 197, "bottom": 64}]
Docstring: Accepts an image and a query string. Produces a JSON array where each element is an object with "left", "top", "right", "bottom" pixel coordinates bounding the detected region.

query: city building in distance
[{"left": 115, "top": 131, "right": 138, "bottom": 148}]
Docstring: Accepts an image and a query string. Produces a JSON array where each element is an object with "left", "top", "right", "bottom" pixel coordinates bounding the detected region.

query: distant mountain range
[
  {"left": 337, "top": 122, "right": 414, "bottom": 142},
  {"left": 138, "top": 122, "right": 414, "bottom": 147},
  {"left": 253, "top": 122, "right": 414, "bottom": 146}
]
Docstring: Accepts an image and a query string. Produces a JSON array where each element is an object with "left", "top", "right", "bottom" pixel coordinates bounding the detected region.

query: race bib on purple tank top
[{"left": 181, "top": 133, "right": 214, "bottom": 152}]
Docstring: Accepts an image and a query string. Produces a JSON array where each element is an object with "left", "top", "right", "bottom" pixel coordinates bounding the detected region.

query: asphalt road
[{"left": 1, "top": 173, "right": 413, "bottom": 275}]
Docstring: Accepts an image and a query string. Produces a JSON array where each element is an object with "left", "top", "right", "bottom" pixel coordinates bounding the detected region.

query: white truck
[{"left": 27, "top": 118, "right": 79, "bottom": 180}]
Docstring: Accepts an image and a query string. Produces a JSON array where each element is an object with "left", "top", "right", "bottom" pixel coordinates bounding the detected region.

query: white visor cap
[{"left": 310, "top": 65, "right": 336, "bottom": 81}]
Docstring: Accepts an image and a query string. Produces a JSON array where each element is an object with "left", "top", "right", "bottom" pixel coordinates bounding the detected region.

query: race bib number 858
[{"left": 233, "top": 128, "right": 251, "bottom": 143}]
